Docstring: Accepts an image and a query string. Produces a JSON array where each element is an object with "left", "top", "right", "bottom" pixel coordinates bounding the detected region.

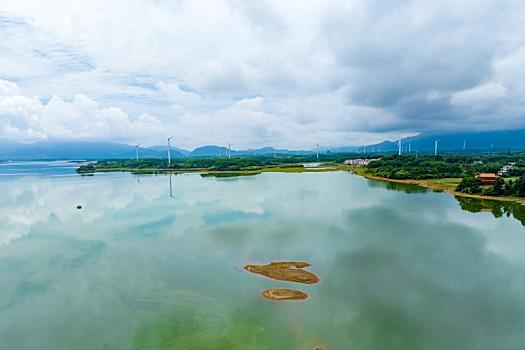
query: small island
[
  {"left": 244, "top": 261, "right": 320, "bottom": 284},
  {"left": 262, "top": 288, "right": 308, "bottom": 301},
  {"left": 244, "top": 261, "right": 320, "bottom": 301}
]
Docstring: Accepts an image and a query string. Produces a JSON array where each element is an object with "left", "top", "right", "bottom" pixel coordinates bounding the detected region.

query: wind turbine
[
  {"left": 434, "top": 140, "right": 439, "bottom": 156},
  {"left": 167, "top": 136, "right": 175, "bottom": 165},
  {"left": 135, "top": 144, "right": 141, "bottom": 161}
]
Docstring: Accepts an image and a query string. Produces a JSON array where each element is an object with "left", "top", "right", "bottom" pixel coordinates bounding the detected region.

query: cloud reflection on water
[{"left": 1, "top": 171, "right": 525, "bottom": 349}]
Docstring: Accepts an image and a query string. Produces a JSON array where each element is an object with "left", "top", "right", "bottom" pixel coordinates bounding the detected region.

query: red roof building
[{"left": 477, "top": 173, "right": 497, "bottom": 185}]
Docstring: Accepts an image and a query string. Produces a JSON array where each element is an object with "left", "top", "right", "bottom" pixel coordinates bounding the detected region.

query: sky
[{"left": 0, "top": 0, "right": 524, "bottom": 149}]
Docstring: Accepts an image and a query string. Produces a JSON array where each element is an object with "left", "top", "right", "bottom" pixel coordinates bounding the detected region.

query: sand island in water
[
  {"left": 262, "top": 288, "right": 308, "bottom": 301},
  {"left": 243, "top": 261, "right": 320, "bottom": 284}
]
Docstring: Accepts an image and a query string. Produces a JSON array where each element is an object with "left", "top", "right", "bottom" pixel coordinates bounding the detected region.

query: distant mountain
[
  {"left": 0, "top": 141, "right": 182, "bottom": 160},
  {"left": 147, "top": 145, "right": 190, "bottom": 156},
  {"left": 190, "top": 145, "right": 230, "bottom": 157},
  {"left": 189, "top": 145, "right": 296, "bottom": 157},
  {"left": 235, "top": 146, "right": 294, "bottom": 156},
  {"left": 327, "top": 146, "right": 358, "bottom": 153},
  {"left": 0, "top": 140, "right": 291, "bottom": 160},
  {"left": 361, "top": 129, "right": 525, "bottom": 153},
  {"left": 328, "top": 129, "right": 525, "bottom": 154},
  {"left": 1, "top": 129, "right": 524, "bottom": 160}
]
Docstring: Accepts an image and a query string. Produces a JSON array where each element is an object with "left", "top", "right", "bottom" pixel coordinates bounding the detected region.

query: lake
[{"left": 1, "top": 162, "right": 524, "bottom": 349}]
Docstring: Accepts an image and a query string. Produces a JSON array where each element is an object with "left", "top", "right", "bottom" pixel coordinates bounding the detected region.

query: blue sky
[{"left": 0, "top": 0, "right": 524, "bottom": 149}]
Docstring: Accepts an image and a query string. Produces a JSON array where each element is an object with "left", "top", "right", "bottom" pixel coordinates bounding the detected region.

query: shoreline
[
  {"left": 79, "top": 164, "right": 525, "bottom": 206},
  {"left": 357, "top": 170, "right": 525, "bottom": 206},
  {"left": 78, "top": 164, "right": 348, "bottom": 175}
]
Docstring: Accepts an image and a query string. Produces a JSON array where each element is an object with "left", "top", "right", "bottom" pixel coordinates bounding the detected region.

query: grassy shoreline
[{"left": 352, "top": 167, "right": 525, "bottom": 206}]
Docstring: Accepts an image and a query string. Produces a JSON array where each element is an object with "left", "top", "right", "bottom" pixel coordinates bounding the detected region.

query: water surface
[{"left": 1, "top": 164, "right": 524, "bottom": 349}]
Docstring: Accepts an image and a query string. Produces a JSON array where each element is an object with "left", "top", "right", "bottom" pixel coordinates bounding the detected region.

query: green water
[{"left": 1, "top": 168, "right": 524, "bottom": 349}]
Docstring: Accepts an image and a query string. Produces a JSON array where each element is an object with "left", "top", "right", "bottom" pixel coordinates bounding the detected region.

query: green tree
[
  {"left": 516, "top": 176, "right": 525, "bottom": 197},
  {"left": 456, "top": 176, "right": 483, "bottom": 194},
  {"left": 487, "top": 177, "right": 505, "bottom": 196},
  {"left": 503, "top": 179, "right": 516, "bottom": 196}
]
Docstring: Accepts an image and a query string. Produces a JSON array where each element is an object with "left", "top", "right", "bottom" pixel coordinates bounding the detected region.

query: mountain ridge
[{"left": 1, "top": 129, "right": 524, "bottom": 160}]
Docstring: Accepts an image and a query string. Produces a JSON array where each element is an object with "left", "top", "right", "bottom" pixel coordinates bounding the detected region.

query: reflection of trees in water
[
  {"left": 366, "top": 179, "right": 429, "bottom": 194},
  {"left": 455, "top": 196, "right": 525, "bottom": 226}
]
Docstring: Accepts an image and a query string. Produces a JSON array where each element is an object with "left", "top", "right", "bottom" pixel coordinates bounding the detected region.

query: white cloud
[
  {"left": 0, "top": 79, "right": 21, "bottom": 96},
  {"left": 157, "top": 81, "right": 202, "bottom": 107},
  {"left": 451, "top": 82, "right": 508, "bottom": 107},
  {"left": 0, "top": 78, "right": 403, "bottom": 148},
  {"left": 0, "top": 79, "right": 165, "bottom": 143},
  {"left": 0, "top": 0, "right": 525, "bottom": 147}
]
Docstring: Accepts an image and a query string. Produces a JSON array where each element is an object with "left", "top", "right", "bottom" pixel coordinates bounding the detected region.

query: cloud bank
[
  {"left": 0, "top": 79, "right": 164, "bottom": 143},
  {"left": 0, "top": 0, "right": 524, "bottom": 148}
]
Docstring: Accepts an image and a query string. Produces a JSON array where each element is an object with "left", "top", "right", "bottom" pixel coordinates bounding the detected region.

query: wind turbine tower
[{"left": 167, "top": 136, "right": 175, "bottom": 165}]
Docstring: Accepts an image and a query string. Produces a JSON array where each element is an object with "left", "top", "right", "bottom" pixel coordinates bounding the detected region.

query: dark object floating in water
[
  {"left": 76, "top": 205, "right": 82, "bottom": 209},
  {"left": 243, "top": 261, "right": 320, "bottom": 284},
  {"left": 262, "top": 288, "right": 308, "bottom": 301}
]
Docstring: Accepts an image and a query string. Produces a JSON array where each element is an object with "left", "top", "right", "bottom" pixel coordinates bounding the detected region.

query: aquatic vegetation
[{"left": 243, "top": 261, "right": 320, "bottom": 284}]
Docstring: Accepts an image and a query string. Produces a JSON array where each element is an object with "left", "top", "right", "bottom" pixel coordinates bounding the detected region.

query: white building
[
  {"left": 343, "top": 158, "right": 379, "bottom": 167},
  {"left": 498, "top": 162, "right": 515, "bottom": 176}
]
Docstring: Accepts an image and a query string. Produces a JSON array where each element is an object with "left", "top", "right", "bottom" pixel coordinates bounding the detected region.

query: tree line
[
  {"left": 365, "top": 153, "right": 525, "bottom": 180},
  {"left": 77, "top": 153, "right": 375, "bottom": 172},
  {"left": 456, "top": 175, "right": 525, "bottom": 197}
]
